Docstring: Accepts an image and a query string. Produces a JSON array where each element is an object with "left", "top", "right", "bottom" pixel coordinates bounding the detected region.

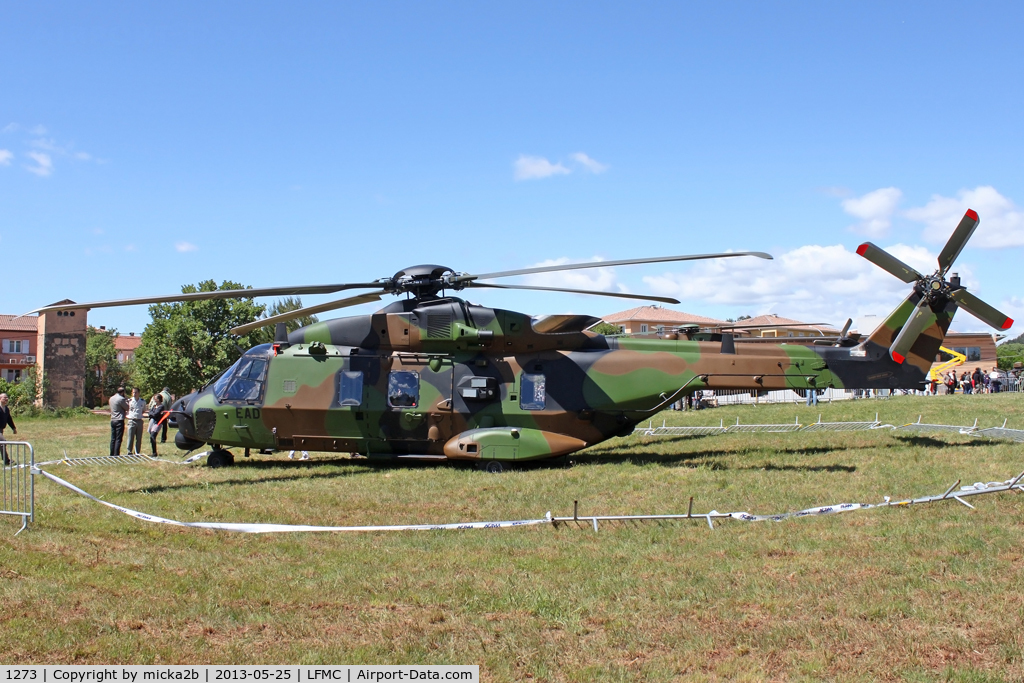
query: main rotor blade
[
  {"left": 467, "top": 282, "right": 680, "bottom": 304},
  {"left": 950, "top": 289, "right": 1013, "bottom": 330},
  {"left": 27, "top": 283, "right": 385, "bottom": 314},
  {"left": 228, "top": 292, "right": 384, "bottom": 336},
  {"left": 463, "top": 251, "right": 773, "bottom": 282},
  {"left": 839, "top": 318, "right": 853, "bottom": 337},
  {"left": 889, "top": 299, "right": 934, "bottom": 364},
  {"left": 937, "top": 209, "right": 979, "bottom": 276},
  {"left": 855, "top": 243, "right": 923, "bottom": 284}
]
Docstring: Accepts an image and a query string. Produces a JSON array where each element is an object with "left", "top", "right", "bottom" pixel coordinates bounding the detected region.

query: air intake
[{"left": 427, "top": 314, "right": 452, "bottom": 339}]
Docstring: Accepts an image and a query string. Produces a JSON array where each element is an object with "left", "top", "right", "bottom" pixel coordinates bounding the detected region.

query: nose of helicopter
[{"left": 172, "top": 392, "right": 207, "bottom": 451}]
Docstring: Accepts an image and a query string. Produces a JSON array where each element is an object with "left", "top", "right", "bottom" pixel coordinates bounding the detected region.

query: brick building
[
  {"left": 0, "top": 315, "right": 39, "bottom": 385},
  {"left": 728, "top": 313, "right": 841, "bottom": 339},
  {"left": 0, "top": 302, "right": 89, "bottom": 408},
  {"left": 601, "top": 305, "right": 729, "bottom": 335}
]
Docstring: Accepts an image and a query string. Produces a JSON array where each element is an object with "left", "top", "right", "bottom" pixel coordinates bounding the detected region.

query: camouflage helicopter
[{"left": 36, "top": 209, "right": 1012, "bottom": 470}]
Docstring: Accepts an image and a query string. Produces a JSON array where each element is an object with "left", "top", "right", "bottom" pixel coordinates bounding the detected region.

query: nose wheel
[
  {"left": 207, "top": 448, "right": 235, "bottom": 468},
  {"left": 478, "top": 460, "right": 506, "bottom": 474}
]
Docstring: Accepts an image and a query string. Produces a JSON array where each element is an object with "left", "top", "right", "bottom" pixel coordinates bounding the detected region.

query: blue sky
[{"left": 2, "top": 2, "right": 1022, "bottom": 337}]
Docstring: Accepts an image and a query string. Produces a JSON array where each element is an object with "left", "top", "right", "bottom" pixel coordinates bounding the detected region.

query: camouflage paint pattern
[{"left": 173, "top": 290, "right": 955, "bottom": 464}]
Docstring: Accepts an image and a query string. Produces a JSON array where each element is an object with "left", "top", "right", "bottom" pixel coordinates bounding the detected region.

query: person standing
[
  {"left": 159, "top": 387, "right": 173, "bottom": 442},
  {"left": 148, "top": 394, "right": 165, "bottom": 456},
  {"left": 805, "top": 388, "right": 818, "bottom": 407},
  {"left": 109, "top": 387, "right": 129, "bottom": 456},
  {"left": 125, "top": 388, "right": 146, "bottom": 455},
  {"left": 0, "top": 393, "right": 17, "bottom": 466}
]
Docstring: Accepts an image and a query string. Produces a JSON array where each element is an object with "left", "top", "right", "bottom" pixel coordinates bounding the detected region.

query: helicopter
[{"left": 34, "top": 209, "right": 1012, "bottom": 470}]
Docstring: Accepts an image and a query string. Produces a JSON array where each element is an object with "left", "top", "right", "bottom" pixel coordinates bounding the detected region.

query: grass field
[{"left": 2, "top": 394, "right": 1024, "bottom": 681}]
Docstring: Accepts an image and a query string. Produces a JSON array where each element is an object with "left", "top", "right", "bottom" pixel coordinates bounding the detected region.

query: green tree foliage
[
  {"left": 589, "top": 322, "right": 621, "bottom": 336},
  {"left": 996, "top": 342, "right": 1024, "bottom": 370},
  {"left": 133, "top": 280, "right": 267, "bottom": 396},
  {"left": 254, "top": 297, "right": 319, "bottom": 343},
  {"left": 0, "top": 366, "right": 41, "bottom": 414},
  {"left": 85, "top": 326, "right": 134, "bottom": 407}
]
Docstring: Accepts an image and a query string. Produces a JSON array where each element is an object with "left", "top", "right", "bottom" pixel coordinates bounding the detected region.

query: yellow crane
[{"left": 929, "top": 346, "right": 967, "bottom": 383}]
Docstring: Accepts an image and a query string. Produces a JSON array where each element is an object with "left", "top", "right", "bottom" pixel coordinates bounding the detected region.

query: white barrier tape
[
  {"left": 37, "top": 468, "right": 552, "bottom": 534},
  {"left": 727, "top": 503, "right": 873, "bottom": 522},
  {"left": 725, "top": 476, "right": 1024, "bottom": 522}
]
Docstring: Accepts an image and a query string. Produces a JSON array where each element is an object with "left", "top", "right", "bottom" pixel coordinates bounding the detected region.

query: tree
[
  {"left": 996, "top": 342, "right": 1024, "bottom": 371},
  {"left": 85, "top": 326, "right": 133, "bottom": 406},
  {"left": 133, "top": 280, "right": 267, "bottom": 397},
  {"left": 589, "top": 322, "right": 621, "bottom": 336},
  {"left": 254, "top": 297, "right": 319, "bottom": 343},
  {"left": 0, "top": 366, "right": 42, "bottom": 415}
]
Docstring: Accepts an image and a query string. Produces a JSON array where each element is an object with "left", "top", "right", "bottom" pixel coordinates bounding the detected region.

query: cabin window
[
  {"left": 520, "top": 373, "right": 546, "bottom": 410},
  {"left": 388, "top": 370, "right": 419, "bottom": 408},
  {"left": 338, "top": 371, "right": 364, "bottom": 407}
]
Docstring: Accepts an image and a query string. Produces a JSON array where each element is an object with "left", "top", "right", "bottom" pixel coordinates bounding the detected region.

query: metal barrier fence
[
  {"left": 693, "top": 380, "right": 1024, "bottom": 406},
  {"left": 1, "top": 440, "right": 34, "bottom": 535}
]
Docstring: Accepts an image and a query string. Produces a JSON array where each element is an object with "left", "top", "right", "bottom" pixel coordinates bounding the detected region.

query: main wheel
[
  {"left": 484, "top": 460, "right": 505, "bottom": 474},
  {"left": 207, "top": 449, "right": 234, "bottom": 468}
]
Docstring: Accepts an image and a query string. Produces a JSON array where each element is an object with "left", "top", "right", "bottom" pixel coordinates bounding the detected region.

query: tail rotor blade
[
  {"left": 937, "top": 209, "right": 979, "bottom": 275},
  {"left": 228, "top": 292, "right": 383, "bottom": 336},
  {"left": 950, "top": 289, "right": 1013, "bottom": 330},
  {"left": 856, "top": 243, "right": 923, "bottom": 283},
  {"left": 889, "top": 299, "right": 934, "bottom": 364}
]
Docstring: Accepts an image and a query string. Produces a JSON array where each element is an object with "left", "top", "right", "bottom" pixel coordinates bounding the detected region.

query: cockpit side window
[{"left": 215, "top": 347, "right": 271, "bottom": 402}]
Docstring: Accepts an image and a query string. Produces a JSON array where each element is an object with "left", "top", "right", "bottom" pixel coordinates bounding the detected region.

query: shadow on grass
[
  {"left": 125, "top": 460, "right": 382, "bottom": 494},
  {"left": 575, "top": 444, "right": 874, "bottom": 469},
  {"left": 737, "top": 462, "right": 857, "bottom": 473},
  {"left": 892, "top": 435, "right": 993, "bottom": 448}
]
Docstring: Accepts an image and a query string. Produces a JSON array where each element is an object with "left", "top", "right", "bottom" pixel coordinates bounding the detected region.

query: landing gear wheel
[
  {"left": 207, "top": 449, "right": 234, "bottom": 468},
  {"left": 482, "top": 460, "right": 505, "bottom": 474}
]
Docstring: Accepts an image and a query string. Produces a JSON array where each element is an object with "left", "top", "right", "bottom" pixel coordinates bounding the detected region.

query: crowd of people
[
  {"left": 108, "top": 386, "right": 173, "bottom": 457},
  {"left": 932, "top": 367, "right": 1020, "bottom": 395}
]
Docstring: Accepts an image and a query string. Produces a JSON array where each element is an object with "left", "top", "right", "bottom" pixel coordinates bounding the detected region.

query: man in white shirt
[{"left": 125, "top": 388, "right": 146, "bottom": 455}]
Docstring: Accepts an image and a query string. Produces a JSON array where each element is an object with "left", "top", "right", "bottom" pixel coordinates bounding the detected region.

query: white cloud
[
  {"left": 570, "top": 152, "right": 609, "bottom": 174},
  {"left": 520, "top": 257, "right": 622, "bottom": 292},
  {"left": 905, "top": 186, "right": 1024, "bottom": 248},
  {"left": 175, "top": 242, "right": 198, "bottom": 253},
  {"left": 514, "top": 155, "right": 570, "bottom": 181},
  {"left": 25, "top": 151, "right": 53, "bottom": 177},
  {"left": 841, "top": 187, "right": 902, "bottom": 237},
  {"left": 0, "top": 150, "right": 11, "bottom": 165},
  {"left": 999, "top": 296, "right": 1024, "bottom": 340},
  {"left": 641, "top": 243, "right": 937, "bottom": 324}
]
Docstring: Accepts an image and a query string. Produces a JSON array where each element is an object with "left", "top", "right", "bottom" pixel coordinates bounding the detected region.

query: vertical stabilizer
[{"left": 859, "top": 292, "right": 956, "bottom": 376}]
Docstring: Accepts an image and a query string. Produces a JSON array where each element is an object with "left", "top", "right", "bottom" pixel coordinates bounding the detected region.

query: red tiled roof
[
  {"left": 733, "top": 314, "right": 840, "bottom": 333},
  {"left": 0, "top": 315, "right": 39, "bottom": 332},
  {"left": 114, "top": 335, "right": 143, "bottom": 351},
  {"left": 602, "top": 306, "right": 728, "bottom": 326}
]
